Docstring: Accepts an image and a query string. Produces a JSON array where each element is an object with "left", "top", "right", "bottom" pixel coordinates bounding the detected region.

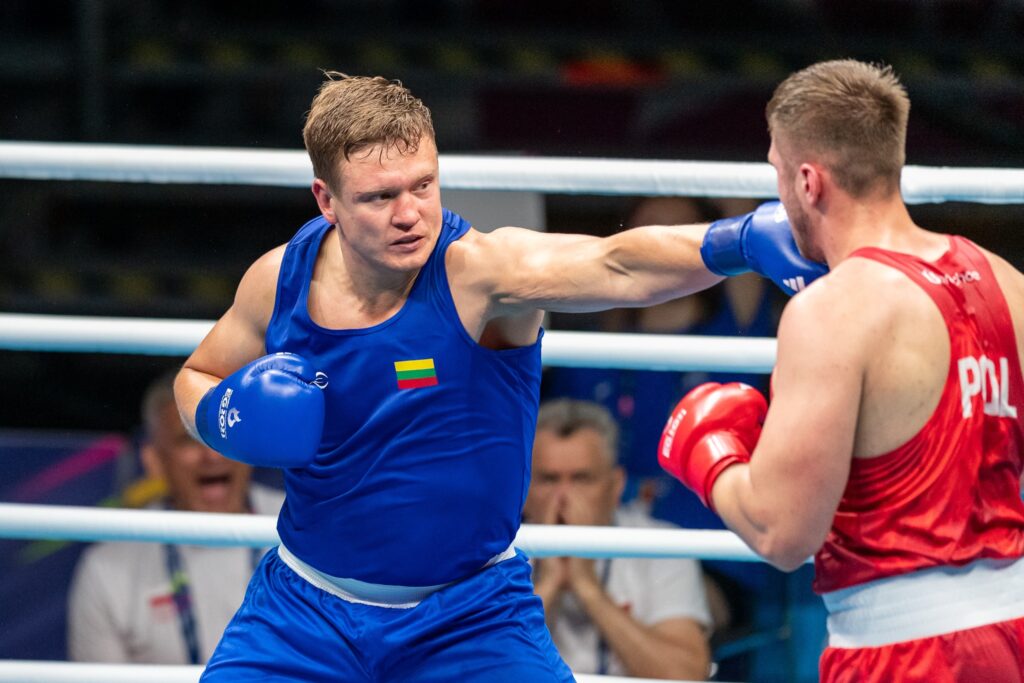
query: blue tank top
[{"left": 267, "top": 209, "right": 543, "bottom": 586}]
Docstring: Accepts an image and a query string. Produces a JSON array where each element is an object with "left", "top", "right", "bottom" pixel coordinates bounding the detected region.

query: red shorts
[{"left": 820, "top": 617, "right": 1024, "bottom": 683}]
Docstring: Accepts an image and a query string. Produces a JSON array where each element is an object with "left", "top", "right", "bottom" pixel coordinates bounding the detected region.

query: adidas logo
[{"left": 782, "top": 276, "right": 807, "bottom": 292}]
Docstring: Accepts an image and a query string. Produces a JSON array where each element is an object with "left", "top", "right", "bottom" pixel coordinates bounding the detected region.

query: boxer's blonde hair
[
  {"left": 303, "top": 72, "right": 435, "bottom": 191},
  {"left": 767, "top": 59, "right": 909, "bottom": 197}
]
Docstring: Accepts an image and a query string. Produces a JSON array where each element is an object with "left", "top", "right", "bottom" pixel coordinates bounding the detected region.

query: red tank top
[{"left": 814, "top": 235, "right": 1024, "bottom": 594}]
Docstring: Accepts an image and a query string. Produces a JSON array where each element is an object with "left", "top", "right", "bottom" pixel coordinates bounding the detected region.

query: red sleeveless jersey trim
[{"left": 814, "top": 235, "right": 1024, "bottom": 594}]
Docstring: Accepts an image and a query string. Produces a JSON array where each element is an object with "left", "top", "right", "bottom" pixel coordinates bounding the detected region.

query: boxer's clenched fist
[{"left": 658, "top": 382, "right": 767, "bottom": 510}]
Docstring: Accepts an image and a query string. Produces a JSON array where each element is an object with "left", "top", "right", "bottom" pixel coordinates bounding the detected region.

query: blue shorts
[{"left": 201, "top": 548, "right": 574, "bottom": 682}]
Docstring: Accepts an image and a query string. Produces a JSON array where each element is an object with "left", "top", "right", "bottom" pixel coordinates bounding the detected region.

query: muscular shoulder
[
  {"left": 781, "top": 257, "right": 917, "bottom": 343},
  {"left": 448, "top": 225, "right": 596, "bottom": 304},
  {"left": 778, "top": 254, "right": 949, "bottom": 431},
  {"left": 232, "top": 244, "right": 287, "bottom": 329},
  {"left": 447, "top": 226, "right": 538, "bottom": 288},
  {"left": 240, "top": 245, "right": 286, "bottom": 298},
  {"left": 445, "top": 227, "right": 547, "bottom": 343}
]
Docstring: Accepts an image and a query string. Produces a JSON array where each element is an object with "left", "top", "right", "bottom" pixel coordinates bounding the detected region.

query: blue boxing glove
[
  {"left": 700, "top": 201, "right": 828, "bottom": 295},
  {"left": 195, "top": 352, "right": 326, "bottom": 468}
]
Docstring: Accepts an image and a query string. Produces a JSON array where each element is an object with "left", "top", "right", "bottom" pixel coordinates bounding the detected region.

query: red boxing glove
[{"left": 658, "top": 382, "right": 768, "bottom": 511}]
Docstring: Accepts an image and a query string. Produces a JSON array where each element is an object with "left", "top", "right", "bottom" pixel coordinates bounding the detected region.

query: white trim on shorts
[
  {"left": 277, "top": 543, "right": 517, "bottom": 609},
  {"left": 822, "top": 555, "right": 1024, "bottom": 648}
]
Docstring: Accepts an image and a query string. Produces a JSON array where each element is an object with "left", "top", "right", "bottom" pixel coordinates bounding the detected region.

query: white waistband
[
  {"left": 276, "top": 543, "right": 517, "bottom": 609},
  {"left": 822, "top": 556, "right": 1024, "bottom": 648}
]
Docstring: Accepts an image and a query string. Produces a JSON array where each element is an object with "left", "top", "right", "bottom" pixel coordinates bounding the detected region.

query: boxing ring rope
[
  {"left": 0, "top": 503, "right": 762, "bottom": 562},
  {"left": 4, "top": 145, "right": 1023, "bottom": 683},
  {"left": 0, "top": 313, "right": 777, "bottom": 372},
  {"left": 0, "top": 661, "right": 684, "bottom": 683},
  {"left": 3, "top": 141, "right": 1024, "bottom": 203}
]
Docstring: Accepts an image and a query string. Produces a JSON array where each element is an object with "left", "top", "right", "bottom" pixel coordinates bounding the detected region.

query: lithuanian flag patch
[{"left": 394, "top": 358, "right": 439, "bottom": 390}]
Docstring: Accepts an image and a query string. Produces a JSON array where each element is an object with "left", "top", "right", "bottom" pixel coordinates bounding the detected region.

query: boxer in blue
[{"left": 174, "top": 72, "right": 825, "bottom": 681}]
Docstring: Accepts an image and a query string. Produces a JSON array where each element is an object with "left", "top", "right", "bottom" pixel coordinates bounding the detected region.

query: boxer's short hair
[
  {"left": 767, "top": 59, "right": 910, "bottom": 198},
  {"left": 304, "top": 72, "right": 435, "bottom": 191}
]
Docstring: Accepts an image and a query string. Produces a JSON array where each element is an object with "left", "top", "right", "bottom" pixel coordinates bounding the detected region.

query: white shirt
[
  {"left": 67, "top": 484, "right": 285, "bottom": 664},
  {"left": 548, "top": 506, "right": 712, "bottom": 676}
]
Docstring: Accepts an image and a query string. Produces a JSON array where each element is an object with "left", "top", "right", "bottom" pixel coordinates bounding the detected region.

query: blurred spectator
[
  {"left": 67, "top": 370, "right": 284, "bottom": 664},
  {"left": 523, "top": 398, "right": 712, "bottom": 679}
]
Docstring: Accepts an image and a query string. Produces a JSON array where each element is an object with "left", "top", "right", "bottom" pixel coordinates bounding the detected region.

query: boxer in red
[{"left": 659, "top": 59, "right": 1024, "bottom": 682}]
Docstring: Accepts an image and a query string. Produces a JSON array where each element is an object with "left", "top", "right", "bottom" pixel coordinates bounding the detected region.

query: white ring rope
[
  {"left": 0, "top": 662, "right": 200, "bottom": 683},
  {"left": 0, "top": 313, "right": 778, "bottom": 373},
  {"left": 2, "top": 141, "right": 1024, "bottom": 203},
  {"left": 0, "top": 661, "right": 715, "bottom": 683},
  {"left": 0, "top": 503, "right": 766, "bottom": 562}
]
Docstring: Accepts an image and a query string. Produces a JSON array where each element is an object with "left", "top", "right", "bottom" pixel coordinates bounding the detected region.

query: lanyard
[
  {"left": 163, "top": 543, "right": 262, "bottom": 665},
  {"left": 596, "top": 558, "right": 613, "bottom": 675}
]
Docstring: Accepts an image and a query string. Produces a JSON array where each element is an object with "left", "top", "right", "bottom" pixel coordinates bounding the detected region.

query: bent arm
[
  {"left": 471, "top": 223, "right": 723, "bottom": 315},
  {"left": 711, "top": 282, "right": 862, "bottom": 571},
  {"left": 174, "top": 247, "right": 283, "bottom": 439}
]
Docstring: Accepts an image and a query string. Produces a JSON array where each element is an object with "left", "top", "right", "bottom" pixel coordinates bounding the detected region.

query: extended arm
[
  {"left": 461, "top": 202, "right": 826, "bottom": 316},
  {"left": 477, "top": 222, "right": 719, "bottom": 314}
]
